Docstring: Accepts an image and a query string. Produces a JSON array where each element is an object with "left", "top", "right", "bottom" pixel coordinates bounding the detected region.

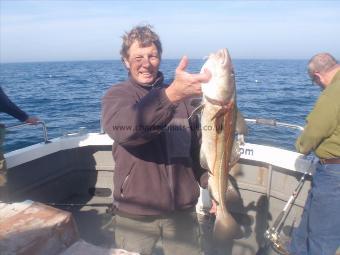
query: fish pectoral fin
[
  {"left": 236, "top": 109, "right": 248, "bottom": 135},
  {"left": 237, "top": 134, "right": 245, "bottom": 145},
  {"left": 210, "top": 103, "right": 232, "bottom": 121},
  {"left": 230, "top": 137, "right": 241, "bottom": 165}
]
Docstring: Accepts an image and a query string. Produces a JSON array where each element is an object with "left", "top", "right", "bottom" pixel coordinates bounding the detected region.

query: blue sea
[{"left": 0, "top": 59, "right": 319, "bottom": 153}]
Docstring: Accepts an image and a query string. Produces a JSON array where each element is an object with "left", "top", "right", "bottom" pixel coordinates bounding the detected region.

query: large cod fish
[{"left": 200, "top": 48, "right": 247, "bottom": 241}]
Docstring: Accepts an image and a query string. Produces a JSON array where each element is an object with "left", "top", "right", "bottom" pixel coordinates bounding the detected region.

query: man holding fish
[
  {"left": 103, "top": 24, "right": 209, "bottom": 255},
  {"left": 102, "top": 24, "right": 244, "bottom": 255}
]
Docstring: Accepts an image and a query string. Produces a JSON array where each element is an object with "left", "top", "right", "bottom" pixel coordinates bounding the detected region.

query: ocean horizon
[
  {"left": 0, "top": 59, "right": 319, "bottom": 153},
  {"left": 0, "top": 57, "right": 310, "bottom": 65}
]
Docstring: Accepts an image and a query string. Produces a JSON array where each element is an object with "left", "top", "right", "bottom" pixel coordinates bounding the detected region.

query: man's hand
[
  {"left": 209, "top": 199, "right": 217, "bottom": 215},
  {"left": 25, "top": 116, "right": 40, "bottom": 125},
  {"left": 165, "top": 56, "right": 211, "bottom": 103}
]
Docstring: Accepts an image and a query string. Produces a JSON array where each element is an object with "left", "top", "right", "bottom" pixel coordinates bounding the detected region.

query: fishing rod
[
  {"left": 245, "top": 117, "right": 313, "bottom": 254},
  {"left": 264, "top": 170, "right": 310, "bottom": 254}
]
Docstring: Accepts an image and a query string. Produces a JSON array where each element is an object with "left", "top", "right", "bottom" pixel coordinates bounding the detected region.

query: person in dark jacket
[
  {"left": 102, "top": 25, "right": 211, "bottom": 255},
  {"left": 0, "top": 86, "right": 39, "bottom": 199}
]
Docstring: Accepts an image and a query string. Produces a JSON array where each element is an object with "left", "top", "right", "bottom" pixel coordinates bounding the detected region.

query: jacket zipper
[
  {"left": 167, "top": 164, "right": 175, "bottom": 211},
  {"left": 120, "top": 174, "right": 130, "bottom": 198}
]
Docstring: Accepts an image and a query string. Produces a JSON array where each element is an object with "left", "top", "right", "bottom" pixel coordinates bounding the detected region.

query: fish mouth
[{"left": 219, "top": 48, "right": 229, "bottom": 67}]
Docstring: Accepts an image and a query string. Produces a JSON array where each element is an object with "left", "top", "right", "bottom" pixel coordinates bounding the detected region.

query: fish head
[{"left": 201, "top": 48, "right": 235, "bottom": 105}]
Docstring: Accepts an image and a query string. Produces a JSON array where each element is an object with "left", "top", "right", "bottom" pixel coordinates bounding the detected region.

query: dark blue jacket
[{"left": 0, "top": 87, "right": 28, "bottom": 123}]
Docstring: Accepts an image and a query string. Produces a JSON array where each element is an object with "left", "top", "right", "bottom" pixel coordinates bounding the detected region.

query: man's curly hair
[{"left": 120, "top": 24, "right": 162, "bottom": 62}]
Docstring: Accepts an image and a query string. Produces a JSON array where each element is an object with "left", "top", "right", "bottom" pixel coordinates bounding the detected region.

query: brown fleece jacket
[{"left": 102, "top": 73, "right": 207, "bottom": 216}]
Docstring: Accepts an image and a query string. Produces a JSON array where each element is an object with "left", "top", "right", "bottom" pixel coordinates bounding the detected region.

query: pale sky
[{"left": 1, "top": 0, "right": 339, "bottom": 63}]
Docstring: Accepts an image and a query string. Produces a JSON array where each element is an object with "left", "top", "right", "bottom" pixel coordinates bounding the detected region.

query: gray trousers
[{"left": 114, "top": 210, "right": 202, "bottom": 255}]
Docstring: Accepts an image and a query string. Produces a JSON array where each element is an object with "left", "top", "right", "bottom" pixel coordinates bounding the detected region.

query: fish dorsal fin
[
  {"left": 236, "top": 108, "right": 248, "bottom": 135},
  {"left": 230, "top": 137, "right": 241, "bottom": 166}
]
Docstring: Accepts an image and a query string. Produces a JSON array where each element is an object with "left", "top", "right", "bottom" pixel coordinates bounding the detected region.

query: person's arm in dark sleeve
[
  {"left": 0, "top": 87, "right": 28, "bottom": 122},
  {"left": 102, "top": 87, "right": 177, "bottom": 147}
]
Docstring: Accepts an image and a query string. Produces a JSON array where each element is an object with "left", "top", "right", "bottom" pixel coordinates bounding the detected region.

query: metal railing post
[
  {"left": 245, "top": 118, "right": 304, "bottom": 131},
  {"left": 6, "top": 121, "right": 50, "bottom": 144}
]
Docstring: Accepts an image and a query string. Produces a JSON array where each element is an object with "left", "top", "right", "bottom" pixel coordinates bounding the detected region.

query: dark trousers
[
  {"left": 289, "top": 163, "right": 340, "bottom": 255},
  {"left": 114, "top": 210, "right": 202, "bottom": 255}
]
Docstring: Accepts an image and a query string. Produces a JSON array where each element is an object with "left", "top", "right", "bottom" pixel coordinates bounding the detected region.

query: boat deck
[{"left": 2, "top": 134, "right": 319, "bottom": 254}]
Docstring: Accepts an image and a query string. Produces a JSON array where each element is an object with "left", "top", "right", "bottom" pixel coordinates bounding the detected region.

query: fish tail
[{"left": 213, "top": 211, "right": 244, "bottom": 241}]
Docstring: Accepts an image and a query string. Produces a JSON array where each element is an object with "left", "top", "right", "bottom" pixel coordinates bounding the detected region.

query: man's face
[
  {"left": 310, "top": 72, "right": 326, "bottom": 90},
  {"left": 124, "top": 41, "right": 160, "bottom": 86}
]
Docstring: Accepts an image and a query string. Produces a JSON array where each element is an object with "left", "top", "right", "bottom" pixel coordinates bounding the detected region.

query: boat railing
[
  {"left": 6, "top": 121, "right": 50, "bottom": 144},
  {"left": 245, "top": 118, "right": 304, "bottom": 131},
  {"left": 4, "top": 118, "right": 303, "bottom": 146}
]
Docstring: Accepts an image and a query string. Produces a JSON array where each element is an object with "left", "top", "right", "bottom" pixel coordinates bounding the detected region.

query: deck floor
[{"left": 55, "top": 194, "right": 279, "bottom": 255}]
